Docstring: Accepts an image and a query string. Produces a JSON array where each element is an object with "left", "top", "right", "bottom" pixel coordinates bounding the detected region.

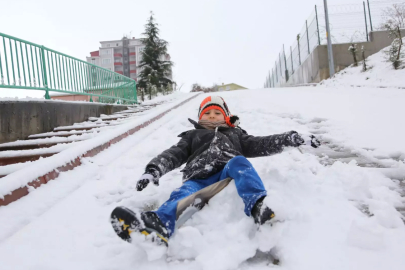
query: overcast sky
[{"left": 1, "top": 0, "right": 361, "bottom": 98}]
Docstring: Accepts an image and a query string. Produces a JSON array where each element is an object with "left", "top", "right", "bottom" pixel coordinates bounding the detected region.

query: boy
[{"left": 111, "top": 96, "right": 319, "bottom": 246}]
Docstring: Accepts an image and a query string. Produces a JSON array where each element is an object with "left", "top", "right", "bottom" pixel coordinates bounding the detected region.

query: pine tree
[
  {"left": 137, "top": 12, "right": 173, "bottom": 94},
  {"left": 385, "top": 25, "right": 404, "bottom": 69},
  {"left": 382, "top": 4, "right": 404, "bottom": 69}
]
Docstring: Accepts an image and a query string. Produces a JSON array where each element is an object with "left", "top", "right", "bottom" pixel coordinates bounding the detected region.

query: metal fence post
[
  {"left": 367, "top": 0, "right": 373, "bottom": 31},
  {"left": 290, "top": 46, "right": 294, "bottom": 73},
  {"left": 363, "top": 1, "right": 369, "bottom": 42},
  {"left": 0, "top": 44, "right": 3, "bottom": 84},
  {"left": 283, "top": 44, "right": 289, "bottom": 81},
  {"left": 275, "top": 62, "right": 278, "bottom": 83},
  {"left": 306, "top": 20, "right": 310, "bottom": 54},
  {"left": 2, "top": 37, "right": 10, "bottom": 85},
  {"left": 41, "top": 46, "right": 50, "bottom": 99},
  {"left": 324, "top": 0, "right": 335, "bottom": 77},
  {"left": 315, "top": 5, "right": 321, "bottom": 45},
  {"left": 267, "top": 74, "right": 270, "bottom": 88},
  {"left": 270, "top": 70, "right": 273, "bottom": 88},
  {"left": 279, "top": 54, "right": 282, "bottom": 80},
  {"left": 297, "top": 34, "right": 302, "bottom": 65}
]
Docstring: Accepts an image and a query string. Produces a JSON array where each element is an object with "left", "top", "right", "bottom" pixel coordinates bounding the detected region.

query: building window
[
  {"left": 106, "top": 44, "right": 111, "bottom": 47},
  {"left": 219, "top": 87, "right": 224, "bottom": 91},
  {"left": 226, "top": 86, "right": 230, "bottom": 90},
  {"left": 101, "top": 50, "right": 110, "bottom": 55},
  {"left": 102, "top": 58, "right": 111, "bottom": 64}
]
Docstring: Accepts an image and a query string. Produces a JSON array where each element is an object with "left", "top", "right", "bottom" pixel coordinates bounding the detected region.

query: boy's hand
[
  {"left": 285, "top": 131, "right": 305, "bottom": 147},
  {"left": 306, "top": 135, "right": 321, "bottom": 148},
  {"left": 285, "top": 132, "right": 321, "bottom": 148},
  {"left": 136, "top": 167, "right": 161, "bottom": 191},
  {"left": 300, "top": 134, "right": 321, "bottom": 148}
]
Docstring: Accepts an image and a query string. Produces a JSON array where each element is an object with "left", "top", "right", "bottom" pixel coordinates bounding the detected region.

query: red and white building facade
[{"left": 86, "top": 37, "right": 171, "bottom": 82}]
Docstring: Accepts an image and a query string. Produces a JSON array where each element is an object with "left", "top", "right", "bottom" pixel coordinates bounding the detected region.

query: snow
[{"left": 0, "top": 86, "right": 404, "bottom": 270}]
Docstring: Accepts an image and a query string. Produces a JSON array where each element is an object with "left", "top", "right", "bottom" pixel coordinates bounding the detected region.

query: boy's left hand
[
  {"left": 301, "top": 134, "right": 321, "bottom": 148},
  {"left": 285, "top": 131, "right": 305, "bottom": 147},
  {"left": 285, "top": 131, "right": 321, "bottom": 148}
]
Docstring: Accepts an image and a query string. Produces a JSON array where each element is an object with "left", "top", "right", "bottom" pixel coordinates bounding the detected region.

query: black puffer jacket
[{"left": 146, "top": 119, "right": 299, "bottom": 181}]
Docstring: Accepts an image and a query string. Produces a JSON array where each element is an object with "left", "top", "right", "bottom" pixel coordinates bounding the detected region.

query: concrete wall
[
  {"left": 282, "top": 29, "right": 405, "bottom": 86},
  {"left": 0, "top": 101, "right": 128, "bottom": 144}
]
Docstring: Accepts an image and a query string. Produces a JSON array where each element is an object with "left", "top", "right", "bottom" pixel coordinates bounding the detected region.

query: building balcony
[
  {"left": 116, "top": 71, "right": 123, "bottom": 74},
  {"left": 114, "top": 62, "right": 122, "bottom": 66},
  {"left": 130, "top": 61, "right": 136, "bottom": 65},
  {"left": 130, "top": 70, "right": 136, "bottom": 74},
  {"left": 129, "top": 52, "right": 136, "bottom": 56},
  {"left": 114, "top": 53, "right": 123, "bottom": 57}
]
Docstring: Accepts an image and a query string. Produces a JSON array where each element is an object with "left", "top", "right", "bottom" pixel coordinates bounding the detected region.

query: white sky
[{"left": 1, "top": 0, "right": 362, "bottom": 98}]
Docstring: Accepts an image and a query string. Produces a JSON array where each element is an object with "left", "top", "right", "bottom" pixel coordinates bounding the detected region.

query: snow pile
[
  {"left": 320, "top": 37, "right": 405, "bottom": 88},
  {"left": 0, "top": 89, "right": 404, "bottom": 270}
]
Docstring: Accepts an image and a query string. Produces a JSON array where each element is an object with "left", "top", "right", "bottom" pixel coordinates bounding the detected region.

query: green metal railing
[{"left": 0, "top": 32, "right": 137, "bottom": 103}]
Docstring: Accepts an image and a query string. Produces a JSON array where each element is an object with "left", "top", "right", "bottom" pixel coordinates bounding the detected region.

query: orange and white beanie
[{"left": 198, "top": 96, "right": 240, "bottom": 127}]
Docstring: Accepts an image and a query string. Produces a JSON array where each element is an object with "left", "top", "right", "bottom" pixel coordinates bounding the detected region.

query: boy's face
[{"left": 200, "top": 109, "right": 225, "bottom": 122}]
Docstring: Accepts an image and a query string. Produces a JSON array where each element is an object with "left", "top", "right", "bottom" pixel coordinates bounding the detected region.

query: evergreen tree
[
  {"left": 137, "top": 12, "right": 173, "bottom": 93},
  {"left": 382, "top": 4, "right": 404, "bottom": 69},
  {"left": 385, "top": 25, "right": 404, "bottom": 69}
]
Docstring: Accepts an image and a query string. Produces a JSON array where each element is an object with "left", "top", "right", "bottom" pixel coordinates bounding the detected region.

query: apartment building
[{"left": 86, "top": 37, "right": 172, "bottom": 82}]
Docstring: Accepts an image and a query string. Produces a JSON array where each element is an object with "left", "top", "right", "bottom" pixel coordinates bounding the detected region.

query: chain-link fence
[{"left": 264, "top": 0, "right": 405, "bottom": 88}]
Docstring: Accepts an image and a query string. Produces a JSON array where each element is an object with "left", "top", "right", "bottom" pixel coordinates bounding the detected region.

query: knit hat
[{"left": 198, "top": 96, "right": 240, "bottom": 127}]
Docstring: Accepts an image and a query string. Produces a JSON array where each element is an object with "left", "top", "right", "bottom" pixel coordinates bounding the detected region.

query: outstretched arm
[
  {"left": 136, "top": 135, "right": 191, "bottom": 191},
  {"left": 239, "top": 130, "right": 319, "bottom": 158}
]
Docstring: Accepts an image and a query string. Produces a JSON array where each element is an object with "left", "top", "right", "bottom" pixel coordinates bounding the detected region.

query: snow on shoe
[
  {"left": 251, "top": 197, "right": 275, "bottom": 225},
  {"left": 110, "top": 206, "right": 169, "bottom": 246}
]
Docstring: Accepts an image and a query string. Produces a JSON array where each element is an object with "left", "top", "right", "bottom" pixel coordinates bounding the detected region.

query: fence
[
  {"left": 0, "top": 32, "right": 137, "bottom": 103},
  {"left": 264, "top": 0, "right": 405, "bottom": 88}
]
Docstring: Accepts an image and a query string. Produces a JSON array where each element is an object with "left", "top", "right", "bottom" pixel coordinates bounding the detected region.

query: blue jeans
[{"left": 153, "top": 156, "right": 267, "bottom": 237}]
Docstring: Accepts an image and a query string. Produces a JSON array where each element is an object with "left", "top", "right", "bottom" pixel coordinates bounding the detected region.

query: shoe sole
[{"left": 110, "top": 206, "right": 169, "bottom": 246}]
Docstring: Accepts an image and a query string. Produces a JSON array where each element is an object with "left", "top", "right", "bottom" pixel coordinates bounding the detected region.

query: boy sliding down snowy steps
[{"left": 110, "top": 95, "right": 320, "bottom": 246}]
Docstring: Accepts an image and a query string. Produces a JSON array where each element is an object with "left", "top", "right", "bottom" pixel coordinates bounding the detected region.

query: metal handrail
[{"left": 0, "top": 32, "right": 137, "bottom": 104}]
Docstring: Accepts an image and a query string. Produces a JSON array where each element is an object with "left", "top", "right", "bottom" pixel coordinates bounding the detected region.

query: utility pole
[{"left": 323, "top": 0, "right": 335, "bottom": 77}]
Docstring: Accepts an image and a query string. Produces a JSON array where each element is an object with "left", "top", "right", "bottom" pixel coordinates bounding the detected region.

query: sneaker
[
  {"left": 110, "top": 206, "right": 169, "bottom": 246},
  {"left": 251, "top": 196, "right": 275, "bottom": 225}
]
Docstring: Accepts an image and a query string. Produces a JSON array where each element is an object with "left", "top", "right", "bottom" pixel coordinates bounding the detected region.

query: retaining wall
[
  {"left": 282, "top": 30, "right": 405, "bottom": 86},
  {"left": 0, "top": 100, "right": 128, "bottom": 143}
]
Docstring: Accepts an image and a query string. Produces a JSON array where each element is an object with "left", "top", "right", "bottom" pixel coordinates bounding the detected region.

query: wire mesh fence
[{"left": 264, "top": 0, "right": 405, "bottom": 88}]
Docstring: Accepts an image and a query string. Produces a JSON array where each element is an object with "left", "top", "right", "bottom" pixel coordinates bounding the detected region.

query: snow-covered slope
[
  {"left": 0, "top": 88, "right": 404, "bottom": 270},
  {"left": 320, "top": 37, "right": 405, "bottom": 88}
]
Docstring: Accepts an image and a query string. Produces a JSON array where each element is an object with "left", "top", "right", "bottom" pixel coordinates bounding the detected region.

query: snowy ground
[{"left": 0, "top": 88, "right": 404, "bottom": 270}]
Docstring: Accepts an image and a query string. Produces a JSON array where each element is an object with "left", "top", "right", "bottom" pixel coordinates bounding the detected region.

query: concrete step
[
  {"left": 28, "top": 130, "right": 100, "bottom": 140},
  {"left": 0, "top": 153, "right": 57, "bottom": 166},
  {"left": 0, "top": 143, "right": 60, "bottom": 151}
]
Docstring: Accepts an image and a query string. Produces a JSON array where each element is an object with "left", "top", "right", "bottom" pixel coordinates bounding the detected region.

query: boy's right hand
[{"left": 136, "top": 167, "right": 160, "bottom": 191}]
